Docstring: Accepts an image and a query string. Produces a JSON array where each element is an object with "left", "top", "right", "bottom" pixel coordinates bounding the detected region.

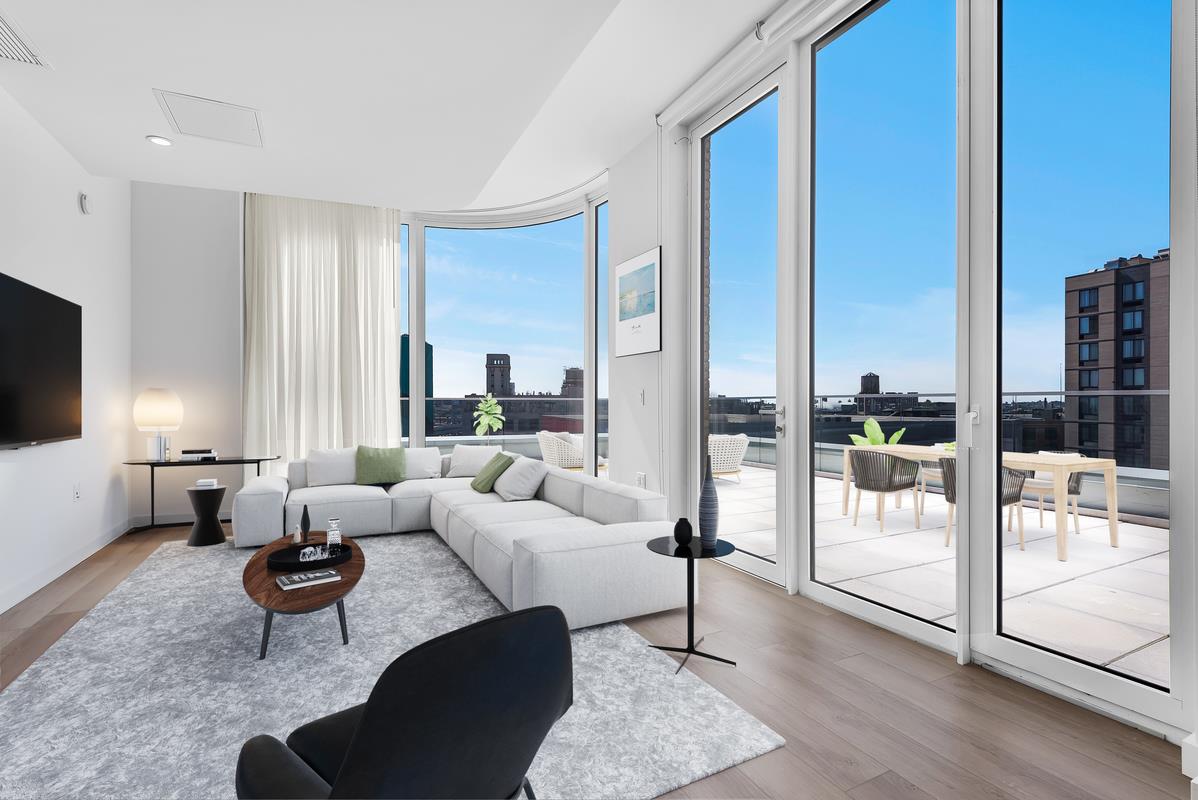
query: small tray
[{"left": 267, "top": 542, "right": 352, "bottom": 572}]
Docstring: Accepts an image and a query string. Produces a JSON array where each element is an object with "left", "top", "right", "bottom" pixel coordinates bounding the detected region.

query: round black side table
[
  {"left": 645, "top": 536, "right": 736, "bottom": 674},
  {"left": 186, "top": 485, "right": 227, "bottom": 546}
]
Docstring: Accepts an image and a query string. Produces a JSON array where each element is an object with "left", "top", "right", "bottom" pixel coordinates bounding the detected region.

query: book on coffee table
[{"left": 276, "top": 569, "right": 341, "bottom": 591}]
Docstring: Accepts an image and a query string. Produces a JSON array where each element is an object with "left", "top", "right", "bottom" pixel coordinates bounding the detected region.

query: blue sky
[
  {"left": 413, "top": 0, "right": 1168, "bottom": 401},
  {"left": 424, "top": 216, "right": 585, "bottom": 397}
]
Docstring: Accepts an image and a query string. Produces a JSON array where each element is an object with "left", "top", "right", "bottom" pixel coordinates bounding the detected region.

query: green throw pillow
[
  {"left": 471, "top": 453, "right": 515, "bottom": 493},
  {"left": 356, "top": 445, "right": 405, "bottom": 485}
]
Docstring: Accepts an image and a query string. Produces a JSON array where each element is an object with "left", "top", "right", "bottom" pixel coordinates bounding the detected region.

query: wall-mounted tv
[{"left": 0, "top": 272, "right": 82, "bottom": 449}]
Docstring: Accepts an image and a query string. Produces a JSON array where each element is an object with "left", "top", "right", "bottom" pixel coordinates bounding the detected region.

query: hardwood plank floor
[{"left": 0, "top": 528, "right": 1187, "bottom": 799}]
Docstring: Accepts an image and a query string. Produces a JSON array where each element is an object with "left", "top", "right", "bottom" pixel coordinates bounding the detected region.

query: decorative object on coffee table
[
  {"left": 699, "top": 455, "right": 719, "bottom": 549},
  {"left": 185, "top": 485, "right": 227, "bottom": 546},
  {"left": 242, "top": 532, "right": 364, "bottom": 659},
  {"left": 673, "top": 517, "right": 693, "bottom": 545},
  {"left": 645, "top": 536, "right": 736, "bottom": 674},
  {"left": 300, "top": 504, "right": 311, "bottom": 540}
]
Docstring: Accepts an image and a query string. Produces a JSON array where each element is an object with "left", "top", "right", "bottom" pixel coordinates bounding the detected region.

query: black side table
[
  {"left": 645, "top": 536, "right": 736, "bottom": 674},
  {"left": 186, "top": 486, "right": 227, "bottom": 546}
]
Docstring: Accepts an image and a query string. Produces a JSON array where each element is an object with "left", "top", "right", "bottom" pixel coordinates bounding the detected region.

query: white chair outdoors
[
  {"left": 708, "top": 433, "right": 750, "bottom": 482},
  {"left": 537, "top": 430, "right": 584, "bottom": 470}
]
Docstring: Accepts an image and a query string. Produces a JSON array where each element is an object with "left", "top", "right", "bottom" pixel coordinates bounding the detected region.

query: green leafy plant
[
  {"left": 473, "top": 393, "right": 506, "bottom": 437},
  {"left": 848, "top": 417, "right": 905, "bottom": 447}
]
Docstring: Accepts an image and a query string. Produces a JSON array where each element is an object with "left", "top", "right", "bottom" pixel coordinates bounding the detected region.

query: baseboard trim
[{"left": 0, "top": 518, "right": 129, "bottom": 615}]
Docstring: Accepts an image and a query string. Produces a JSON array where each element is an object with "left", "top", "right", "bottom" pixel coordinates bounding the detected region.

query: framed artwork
[{"left": 614, "top": 246, "right": 661, "bottom": 357}]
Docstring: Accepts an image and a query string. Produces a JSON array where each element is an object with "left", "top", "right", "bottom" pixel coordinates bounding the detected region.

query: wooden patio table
[{"left": 839, "top": 444, "right": 1118, "bottom": 562}]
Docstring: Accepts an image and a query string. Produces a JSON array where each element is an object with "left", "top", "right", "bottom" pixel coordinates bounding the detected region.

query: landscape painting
[
  {"left": 619, "top": 263, "right": 657, "bottom": 321},
  {"left": 614, "top": 246, "right": 661, "bottom": 356}
]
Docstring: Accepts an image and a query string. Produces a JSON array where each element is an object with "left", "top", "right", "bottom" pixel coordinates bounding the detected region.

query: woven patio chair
[
  {"left": 850, "top": 450, "right": 920, "bottom": 533},
  {"left": 708, "top": 433, "right": 750, "bottom": 482}
]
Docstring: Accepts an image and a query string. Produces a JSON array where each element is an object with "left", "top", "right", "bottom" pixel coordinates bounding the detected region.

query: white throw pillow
[
  {"left": 494, "top": 456, "right": 549, "bottom": 501},
  {"left": 306, "top": 447, "right": 357, "bottom": 487},
  {"left": 447, "top": 444, "right": 503, "bottom": 478},
  {"left": 404, "top": 447, "right": 442, "bottom": 480}
]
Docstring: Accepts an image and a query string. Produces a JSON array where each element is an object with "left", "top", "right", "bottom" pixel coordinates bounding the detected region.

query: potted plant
[
  {"left": 848, "top": 417, "right": 905, "bottom": 447},
  {"left": 473, "top": 393, "right": 506, "bottom": 437}
]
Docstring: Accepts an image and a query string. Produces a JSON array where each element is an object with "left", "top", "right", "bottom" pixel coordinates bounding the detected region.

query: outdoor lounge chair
[{"left": 708, "top": 433, "right": 750, "bottom": 482}]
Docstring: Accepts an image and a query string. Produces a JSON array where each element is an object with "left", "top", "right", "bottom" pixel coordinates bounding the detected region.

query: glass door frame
[
  {"left": 792, "top": 0, "right": 961, "bottom": 656},
  {"left": 676, "top": 0, "right": 1196, "bottom": 743},
  {"left": 963, "top": 0, "right": 1197, "bottom": 738},
  {"left": 688, "top": 67, "right": 792, "bottom": 587}
]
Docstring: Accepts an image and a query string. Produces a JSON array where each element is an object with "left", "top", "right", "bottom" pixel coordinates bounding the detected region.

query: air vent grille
[{"left": 0, "top": 13, "right": 46, "bottom": 67}]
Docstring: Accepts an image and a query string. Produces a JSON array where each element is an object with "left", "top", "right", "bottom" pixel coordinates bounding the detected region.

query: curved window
[{"left": 424, "top": 215, "right": 585, "bottom": 458}]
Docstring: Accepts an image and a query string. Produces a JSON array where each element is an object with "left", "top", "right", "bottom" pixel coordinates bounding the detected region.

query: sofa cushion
[
  {"left": 429, "top": 489, "right": 504, "bottom": 540},
  {"left": 356, "top": 445, "right": 405, "bottom": 485},
  {"left": 582, "top": 481, "right": 667, "bottom": 525},
  {"left": 494, "top": 457, "right": 549, "bottom": 501},
  {"left": 447, "top": 444, "right": 502, "bottom": 478},
  {"left": 471, "top": 453, "right": 515, "bottom": 493},
  {"left": 537, "top": 469, "right": 587, "bottom": 516},
  {"left": 445, "top": 500, "right": 572, "bottom": 568},
  {"left": 404, "top": 447, "right": 443, "bottom": 480},
  {"left": 387, "top": 477, "right": 474, "bottom": 532},
  {"left": 306, "top": 447, "right": 357, "bottom": 487},
  {"left": 285, "top": 484, "right": 391, "bottom": 536},
  {"left": 474, "top": 517, "right": 601, "bottom": 608}
]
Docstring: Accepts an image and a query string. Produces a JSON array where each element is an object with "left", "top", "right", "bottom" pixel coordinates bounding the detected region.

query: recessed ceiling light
[{"left": 145, "top": 135, "right": 173, "bottom": 147}]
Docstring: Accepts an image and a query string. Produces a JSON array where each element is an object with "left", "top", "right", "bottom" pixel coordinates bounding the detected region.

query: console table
[{"left": 123, "top": 456, "right": 279, "bottom": 531}]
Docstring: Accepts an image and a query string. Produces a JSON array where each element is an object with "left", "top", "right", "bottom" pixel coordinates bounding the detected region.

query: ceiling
[{"left": 0, "top": 0, "right": 782, "bottom": 211}]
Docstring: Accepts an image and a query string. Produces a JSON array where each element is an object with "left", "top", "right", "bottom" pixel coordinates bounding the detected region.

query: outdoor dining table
[{"left": 840, "top": 444, "right": 1118, "bottom": 562}]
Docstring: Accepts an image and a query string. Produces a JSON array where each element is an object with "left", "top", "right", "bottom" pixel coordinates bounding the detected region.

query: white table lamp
[{"left": 134, "top": 388, "right": 183, "bottom": 461}]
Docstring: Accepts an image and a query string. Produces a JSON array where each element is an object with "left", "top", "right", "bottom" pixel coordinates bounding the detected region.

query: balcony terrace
[{"left": 713, "top": 387, "right": 1171, "bottom": 689}]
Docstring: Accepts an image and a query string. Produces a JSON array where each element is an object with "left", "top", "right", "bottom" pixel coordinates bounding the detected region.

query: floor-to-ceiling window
[
  {"left": 398, "top": 223, "right": 412, "bottom": 443},
  {"left": 595, "top": 201, "right": 610, "bottom": 475},
  {"left": 700, "top": 85, "right": 781, "bottom": 581},
  {"left": 424, "top": 216, "right": 585, "bottom": 460},
  {"left": 810, "top": 0, "right": 957, "bottom": 626},
  {"left": 999, "top": 0, "right": 1171, "bottom": 688}
]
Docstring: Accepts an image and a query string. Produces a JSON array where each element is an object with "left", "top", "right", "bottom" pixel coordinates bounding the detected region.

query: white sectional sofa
[{"left": 232, "top": 446, "right": 685, "bottom": 629}]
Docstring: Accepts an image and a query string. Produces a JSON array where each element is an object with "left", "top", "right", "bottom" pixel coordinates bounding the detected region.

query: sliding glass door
[
  {"left": 697, "top": 79, "right": 784, "bottom": 583},
  {"left": 809, "top": 0, "right": 958, "bottom": 627},
  {"left": 992, "top": 0, "right": 1172, "bottom": 689}
]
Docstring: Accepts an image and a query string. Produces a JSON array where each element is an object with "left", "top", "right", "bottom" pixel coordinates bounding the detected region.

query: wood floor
[{"left": 0, "top": 527, "right": 1189, "bottom": 799}]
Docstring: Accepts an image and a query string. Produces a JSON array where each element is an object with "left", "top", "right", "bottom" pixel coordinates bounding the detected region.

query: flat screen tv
[{"left": 0, "top": 272, "right": 82, "bottom": 449}]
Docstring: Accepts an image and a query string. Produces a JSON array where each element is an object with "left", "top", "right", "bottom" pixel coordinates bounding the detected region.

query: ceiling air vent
[
  {"left": 0, "top": 11, "right": 48, "bottom": 67},
  {"left": 154, "top": 89, "right": 264, "bottom": 147}
]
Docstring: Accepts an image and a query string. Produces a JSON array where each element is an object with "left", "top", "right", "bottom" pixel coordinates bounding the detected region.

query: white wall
[
  {"left": 608, "top": 132, "right": 663, "bottom": 492},
  {"left": 607, "top": 129, "right": 694, "bottom": 519},
  {"left": 0, "top": 85, "right": 132, "bottom": 614},
  {"left": 130, "top": 183, "right": 243, "bottom": 525}
]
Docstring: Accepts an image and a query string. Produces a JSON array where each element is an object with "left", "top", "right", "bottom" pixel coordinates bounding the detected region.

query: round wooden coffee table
[{"left": 242, "top": 532, "right": 365, "bottom": 659}]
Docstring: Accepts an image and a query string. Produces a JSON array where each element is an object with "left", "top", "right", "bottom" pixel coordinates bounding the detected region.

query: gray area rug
[{"left": 0, "top": 533, "right": 782, "bottom": 799}]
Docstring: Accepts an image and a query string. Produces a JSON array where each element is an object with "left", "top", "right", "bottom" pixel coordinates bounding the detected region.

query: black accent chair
[{"left": 235, "top": 606, "right": 573, "bottom": 800}]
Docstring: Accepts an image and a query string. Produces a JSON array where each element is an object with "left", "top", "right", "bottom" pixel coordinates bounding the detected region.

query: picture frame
[{"left": 614, "top": 246, "right": 662, "bottom": 357}]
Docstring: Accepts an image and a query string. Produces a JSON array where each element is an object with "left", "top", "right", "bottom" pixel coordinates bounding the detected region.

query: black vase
[
  {"left": 300, "top": 504, "right": 311, "bottom": 542},
  {"left": 674, "top": 517, "right": 693, "bottom": 546},
  {"left": 699, "top": 455, "right": 719, "bottom": 549}
]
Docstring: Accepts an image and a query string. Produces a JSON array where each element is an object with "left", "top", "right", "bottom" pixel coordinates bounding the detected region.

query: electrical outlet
[
  {"left": 635, "top": 472, "right": 647, "bottom": 489},
  {"left": 72, "top": 483, "right": 81, "bottom": 502}
]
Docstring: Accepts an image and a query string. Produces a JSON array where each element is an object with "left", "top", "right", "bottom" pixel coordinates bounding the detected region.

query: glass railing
[{"left": 424, "top": 396, "right": 586, "bottom": 459}]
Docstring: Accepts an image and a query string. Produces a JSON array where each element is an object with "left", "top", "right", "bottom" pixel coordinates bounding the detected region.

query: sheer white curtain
[{"left": 244, "top": 193, "right": 403, "bottom": 473}]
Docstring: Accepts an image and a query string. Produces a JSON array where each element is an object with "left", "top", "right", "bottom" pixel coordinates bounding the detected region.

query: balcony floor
[{"left": 716, "top": 466, "right": 1170, "bottom": 688}]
